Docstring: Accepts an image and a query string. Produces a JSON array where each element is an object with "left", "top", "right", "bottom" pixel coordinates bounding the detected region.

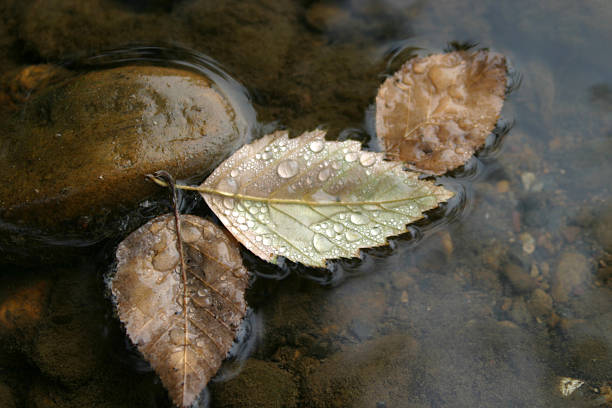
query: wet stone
[
  {"left": 210, "top": 359, "right": 298, "bottom": 408},
  {"left": 551, "top": 251, "right": 591, "bottom": 302},
  {"left": 0, "top": 64, "right": 250, "bottom": 251},
  {"left": 0, "top": 382, "right": 16, "bottom": 408},
  {"left": 302, "top": 334, "right": 420, "bottom": 408},
  {"left": 502, "top": 264, "right": 537, "bottom": 293}
]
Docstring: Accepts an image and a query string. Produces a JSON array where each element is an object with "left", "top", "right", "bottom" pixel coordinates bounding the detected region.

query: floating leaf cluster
[{"left": 110, "top": 50, "right": 507, "bottom": 406}]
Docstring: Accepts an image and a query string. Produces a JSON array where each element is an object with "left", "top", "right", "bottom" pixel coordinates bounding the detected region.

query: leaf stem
[
  {"left": 146, "top": 174, "right": 449, "bottom": 206},
  {"left": 150, "top": 171, "right": 189, "bottom": 398}
]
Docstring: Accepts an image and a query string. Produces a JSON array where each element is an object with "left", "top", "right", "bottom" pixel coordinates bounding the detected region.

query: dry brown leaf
[
  {"left": 111, "top": 214, "right": 248, "bottom": 407},
  {"left": 376, "top": 50, "right": 507, "bottom": 175}
]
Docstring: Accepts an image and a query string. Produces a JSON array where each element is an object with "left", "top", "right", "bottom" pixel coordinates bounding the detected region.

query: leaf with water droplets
[
  {"left": 199, "top": 130, "right": 453, "bottom": 268},
  {"left": 376, "top": 50, "right": 507, "bottom": 175},
  {"left": 110, "top": 214, "right": 248, "bottom": 407}
]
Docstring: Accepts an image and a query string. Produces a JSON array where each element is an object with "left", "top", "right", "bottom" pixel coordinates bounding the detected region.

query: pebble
[
  {"left": 519, "top": 232, "right": 536, "bottom": 254},
  {"left": 527, "top": 288, "right": 553, "bottom": 320},
  {"left": 521, "top": 172, "right": 536, "bottom": 191},
  {"left": 496, "top": 180, "right": 510, "bottom": 193},
  {"left": 503, "top": 264, "right": 537, "bottom": 293},
  {"left": 551, "top": 251, "right": 591, "bottom": 302}
]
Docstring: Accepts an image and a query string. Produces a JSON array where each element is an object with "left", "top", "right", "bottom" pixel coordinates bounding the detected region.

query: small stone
[
  {"left": 551, "top": 251, "right": 591, "bottom": 302},
  {"left": 519, "top": 232, "right": 536, "bottom": 254},
  {"left": 391, "top": 269, "right": 417, "bottom": 290},
  {"left": 561, "top": 226, "right": 581, "bottom": 243},
  {"left": 0, "top": 383, "right": 16, "bottom": 408},
  {"left": 509, "top": 297, "right": 532, "bottom": 325},
  {"left": 503, "top": 264, "right": 537, "bottom": 293},
  {"left": 0, "top": 280, "right": 50, "bottom": 332},
  {"left": 595, "top": 204, "right": 612, "bottom": 251},
  {"left": 521, "top": 172, "right": 536, "bottom": 191},
  {"left": 496, "top": 180, "right": 510, "bottom": 193},
  {"left": 440, "top": 231, "right": 453, "bottom": 255},
  {"left": 527, "top": 288, "right": 553, "bottom": 320}
]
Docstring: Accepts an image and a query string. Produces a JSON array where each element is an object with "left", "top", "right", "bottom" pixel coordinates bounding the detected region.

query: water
[{"left": 0, "top": 0, "right": 611, "bottom": 407}]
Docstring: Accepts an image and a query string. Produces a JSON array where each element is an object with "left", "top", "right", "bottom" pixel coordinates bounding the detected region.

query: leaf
[
  {"left": 110, "top": 214, "right": 249, "bottom": 407},
  {"left": 376, "top": 50, "right": 507, "bottom": 175},
  {"left": 198, "top": 130, "right": 453, "bottom": 268}
]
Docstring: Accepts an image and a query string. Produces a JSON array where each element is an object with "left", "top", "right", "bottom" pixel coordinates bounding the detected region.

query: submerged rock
[
  {"left": 302, "top": 334, "right": 420, "bottom": 408},
  {"left": 210, "top": 359, "right": 298, "bottom": 408},
  {"left": 0, "top": 64, "right": 252, "bottom": 255},
  {"left": 551, "top": 252, "right": 591, "bottom": 302}
]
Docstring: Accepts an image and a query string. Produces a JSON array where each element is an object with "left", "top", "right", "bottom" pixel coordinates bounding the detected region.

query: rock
[
  {"left": 595, "top": 204, "right": 612, "bottom": 251},
  {"left": 0, "top": 382, "right": 16, "bottom": 408},
  {"left": 527, "top": 288, "right": 553, "bottom": 320},
  {"left": 565, "top": 311, "right": 612, "bottom": 381},
  {"left": 0, "top": 280, "right": 50, "bottom": 332},
  {"left": 502, "top": 263, "right": 537, "bottom": 293},
  {"left": 32, "top": 321, "right": 103, "bottom": 386},
  {"left": 210, "top": 359, "right": 298, "bottom": 408},
  {"left": 0, "top": 64, "right": 252, "bottom": 250},
  {"left": 509, "top": 297, "right": 532, "bottom": 325},
  {"left": 302, "top": 334, "right": 420, "bottom": 408},
  {"left": 551, "top": 252, "right": 591, "bottom": 302}
]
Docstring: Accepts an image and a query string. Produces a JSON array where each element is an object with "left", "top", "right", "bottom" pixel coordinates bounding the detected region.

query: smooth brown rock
[
  {"left": 551, "top": 252, "right": 591, "bottom": 302},
  {"left": 210, "top": 359, "right": 298, "bottom": 408},
  {"left": 303, "top": 334, "right": 420, "bottom": 408},
  {"left": 502, "top": 264, "right": 537, "bottom": 293},
  {"left": 0, "top": 65, "right": 250, "bottom": 239}
]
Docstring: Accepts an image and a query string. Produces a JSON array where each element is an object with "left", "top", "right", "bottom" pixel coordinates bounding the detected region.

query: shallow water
[{"left": 0, "top": 0, "right": 611, "bottom": 407}]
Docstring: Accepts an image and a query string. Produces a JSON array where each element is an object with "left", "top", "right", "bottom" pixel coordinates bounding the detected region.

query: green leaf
[{"left": 198, "top": 130, "right": 453, "bottom": 267}]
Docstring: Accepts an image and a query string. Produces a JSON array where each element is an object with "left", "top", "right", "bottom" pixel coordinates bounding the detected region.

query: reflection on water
[{"left": 0, "top": 0, "right": 611, "bottom": 407}]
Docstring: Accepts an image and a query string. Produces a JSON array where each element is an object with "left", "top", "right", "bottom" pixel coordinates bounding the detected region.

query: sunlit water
[{"left": 0, "top": 1, "right": 610, "bottom": 407}]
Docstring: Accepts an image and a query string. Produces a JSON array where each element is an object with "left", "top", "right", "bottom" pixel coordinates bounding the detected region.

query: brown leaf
[
  {"left": 111, "top": 214, "right": 248, "bottom": 407},
  {"left": 376, "top": 50, "right": 507, "bottom": 175}
]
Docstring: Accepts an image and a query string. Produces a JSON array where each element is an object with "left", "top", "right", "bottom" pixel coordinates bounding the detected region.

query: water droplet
[
  {"left": 217, "top": 177, "right": 239, "bottom": 194},
  {"left": 246, "top": 220, "right": 255, "bottom": 228},
  {"left": 262, "top": 152, "right": 272, "bottom": 160},
  {"left": 279, "top": 246, "right": 286, "bottom": 253},
  {"left": 237, "top": 216, "right": 246, "bottom": 224},
  {"left": 239, "top": 224, "right": 248, "bottom": 231},
  {"left": 309, "top": 140, "right": 324, "bottom": 152},
  {"left": 262, "top": 237, "right": 272, "bottom": 246},
  {"left": 255, "top": 236, "right": 262, "bottom": 242},
  {"left": 223, "top": 197, "right": 235, "bottom": 209},
  {"left": 248, "top": 206, "right": 259, "bottom": 215},
  {"left": 313, "top": 233, "right": 334, "bottom": 253},
  {"left": 230, "top": 169, "right": 239, "bottom": 178},
  {"left": 359, "top": 152, "right": 376, "bottom": 167},
  {"left": 345, "top": 152, "right": 359, "bottom": 162},
  {"left": 333, "top": 224, "right": 344, "bottom": 233},
  {"left": 256, "top": 153, "right": 261, "bottom": 159},
  {"left": 350, "top": 213, "right": 369, "bottom": 225},
  {"left": 339, "top": 213, "right": 346, "bottom": 220},
  {"left": 345, "top": 230, "right": 361, "bottom": 242},
  {"left": 277, "top": 159, "right": 299, "bottom": 178},
  {"left": 332, "top": 161, "right": 341, "bottom": 170},
  {"left": 197, "top": 288, "right": 208, "bottom": 297},
  {"left": 318, "top": 167, "right": 332, "bottom": 182},
  {"left": 325, "top": 229, "right": 334, "bottom": 238}
]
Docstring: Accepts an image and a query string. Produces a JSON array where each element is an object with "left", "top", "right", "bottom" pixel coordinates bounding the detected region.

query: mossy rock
[
  {"left": 210, "top": 359, "right": 298, "bottom": 408},
  {"left": 0, "top": 64, "right": 253, "bottom": 258}
]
